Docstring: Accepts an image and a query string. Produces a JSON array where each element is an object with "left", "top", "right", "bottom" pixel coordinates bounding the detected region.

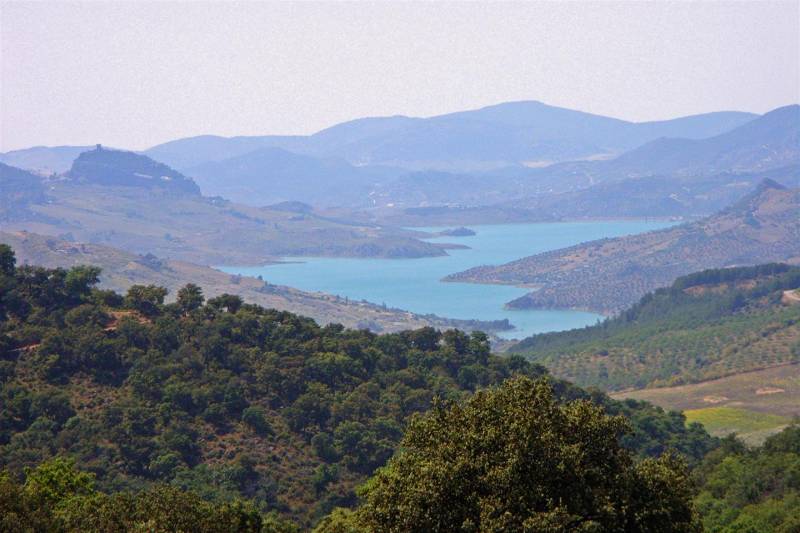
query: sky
[{"left": 1, "top": 1, "right": 798, "bottom": 152}]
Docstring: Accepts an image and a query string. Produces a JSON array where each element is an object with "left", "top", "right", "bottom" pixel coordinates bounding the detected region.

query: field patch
[
  {"left": 613, "top": 363, "right": 800, "bottom": 445},
  {"left": 683, "top": 407, "right": 790, "bottom": 445}
]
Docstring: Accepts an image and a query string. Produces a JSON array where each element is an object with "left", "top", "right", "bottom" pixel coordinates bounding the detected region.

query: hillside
[
  {"left": 0, "top": 156, "right": 455, "bottom": 264},
  {"left": 506, "top": 105, "right": 800, "bottom": 194},
  {"left": 612, "top": 364, "right": 800, "bottom": 445},
  {"left": 0, "top": 231, "right": 505, "bottom": 335},
  {"left": 68, "top": 146, "right": 201, "bottom": 195},
  {"left": 510, "top": 264, "right": 800, "bottom": 391},
  {"left": 0, "top": 250, "right": 716, "bottom": 526},
  {"left": 500, "top": 165, "right": 800, "bottom": 219},
  {"left": 0, "top": 163, "right": 46, "bottom": 221},
  {"left": 446, "top": 180, "right": 800, "bottom": 313},
  {"left": 605, "top": 104, "right": 800, "bottom": 177}
]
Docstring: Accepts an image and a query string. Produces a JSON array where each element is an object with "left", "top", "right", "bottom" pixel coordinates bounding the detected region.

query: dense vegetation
[
  {"left": 316, "top": 377, "right": 700, "bottom": 532},
  {"left": 512, "top": 264, "right": 800, "bottom": 390},
  {"left": 0, "top": 245, "right": 717, "bottom": 527},
  {"left": 0, "top": 457, "right": 297, "bottom": 532},
  {"left": 694, "top": 426, "right": 800, "bottom": 532}
]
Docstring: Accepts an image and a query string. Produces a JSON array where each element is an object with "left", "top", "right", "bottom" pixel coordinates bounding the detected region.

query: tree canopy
[{"left": 324, "top": 377, "right": 700, "bottom": 532}]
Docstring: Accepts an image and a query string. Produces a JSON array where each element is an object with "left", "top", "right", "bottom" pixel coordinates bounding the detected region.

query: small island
[{"left": 437, "top": 226, "right": 476, "bottom": 237}]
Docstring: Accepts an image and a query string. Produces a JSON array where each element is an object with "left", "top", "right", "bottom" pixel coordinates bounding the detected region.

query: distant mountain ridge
[
  {"left": 0, "top": 145, "right": 94, "bottom": 174},
  {"left": 3, "top": 102, "right": 791, "bottom": 215},
  {"left": 445, "top": 180, "right": 800, "bottom": 314},
  {"left": 187, "top": 146, "right": 403, "bottom": 207},
  {"left": 143, "top": 101, "right": 756, "bottom": 172},
  {"left": 0, "top": 162, "right": 46, "bottom": 220}
]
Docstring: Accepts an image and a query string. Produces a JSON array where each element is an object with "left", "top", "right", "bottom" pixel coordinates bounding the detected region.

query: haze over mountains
[
  {"left": 2, "top": 99, "right": 798, "bottom": 325},
  {"left": 2, "top": 101, "right": 796, "bottom": 216},
  {"left": 144, "top": 101, "right": 755, "bottom": 171}
]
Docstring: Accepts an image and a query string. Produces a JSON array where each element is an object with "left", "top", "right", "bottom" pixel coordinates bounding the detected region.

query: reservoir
[{"left": 220, "top": 220, "right": 675, "bottom": 339}]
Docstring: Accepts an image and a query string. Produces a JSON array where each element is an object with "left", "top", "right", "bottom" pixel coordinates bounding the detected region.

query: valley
[{"left": 222, "top": 220, "right": 674, "bottom": 340}]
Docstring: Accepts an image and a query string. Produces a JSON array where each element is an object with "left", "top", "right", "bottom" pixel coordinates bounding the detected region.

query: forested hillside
[
  {"left": 512, "top": 264, "right": 800, "bottom": 390},
  {"left": 0, "top": 246, "right": 716, "bottom": 527}
]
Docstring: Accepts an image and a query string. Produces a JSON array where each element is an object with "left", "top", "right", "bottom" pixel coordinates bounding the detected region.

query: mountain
[
  {"left": 0, "top": 163, "right": 46, "bottom": 220},
  {"left": 186, "top": 147, "right": 402, "bottom": 207},
  {"left": 604, "top": 104, "right": 800, "bottom": 177},
  {"left": 499, "top": 165, "right": 800, "bottom": 219},
  {"left": 145, "top": 101, "right": 755, "bottom": 172},
  {"left": 144, "top": 134, "right": 307, "bottom": 170},
  {"left": 0, "top": 145, "right": 93, "bottom": 174},
  {"left": 511, "top": 104, "right": 800, "bottom": 193},
  {"left": 510, "top": 263, "right": 800, "bottom": 392},
  {"left": 445, "top": 180, "right": 800, "bottom": 313},
  {"left": 67, "top": 146, "right": 201, "bottom": 195}
]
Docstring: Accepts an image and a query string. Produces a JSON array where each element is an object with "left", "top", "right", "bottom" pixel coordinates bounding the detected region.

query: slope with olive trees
[{"left": 447, "top": 179, "right": 800, "bottom": 314}]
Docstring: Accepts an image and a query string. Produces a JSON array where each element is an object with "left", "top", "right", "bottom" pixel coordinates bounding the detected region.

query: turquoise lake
[{"left": 220, "top": 221, "right": 675, "bottom": 339}]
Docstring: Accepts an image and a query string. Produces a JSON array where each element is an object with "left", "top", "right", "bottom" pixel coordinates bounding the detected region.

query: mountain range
[
  {"left": 3, "top": 102, "right": 796, "bottom": 217},
  {"left": 143, "top": 101, "right": 755, "bottom": 172}
]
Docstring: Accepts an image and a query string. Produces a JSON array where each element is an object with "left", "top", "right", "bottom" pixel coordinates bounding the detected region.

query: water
[{"left": 220, "top": 221, "right": 675, "bottom": 339}]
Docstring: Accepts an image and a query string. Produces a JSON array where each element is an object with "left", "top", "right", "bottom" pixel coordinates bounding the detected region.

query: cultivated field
[{"left": 613, "top": 364, "right": 800, "bottom": 444}]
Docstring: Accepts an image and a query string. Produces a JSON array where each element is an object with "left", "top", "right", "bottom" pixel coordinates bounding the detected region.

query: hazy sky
[{"left": 1, "top": 1, "right": 798, "bottom": 152}]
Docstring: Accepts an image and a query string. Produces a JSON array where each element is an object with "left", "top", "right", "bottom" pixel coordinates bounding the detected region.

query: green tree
[
  {"left": 0, "top": 244, "right": 15, "bottom": 276},
  {"left": 352, "top": 377, "right": 700, "bottom": 532},
  {"left": 177, "top": 283, "right": 204, "bottom": 314},
  {"left": 124, "top": 284, "right": 168, "bottom": 317}
]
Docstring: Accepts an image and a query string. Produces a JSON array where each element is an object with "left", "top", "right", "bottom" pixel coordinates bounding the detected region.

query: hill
[
  {"left": 0, "top": 230, "right": 506, "bottom": 335},
  {"left": 0, "top": 145, "right": 93, "bottom": 174},
  {"left": 0, "top": 163, "right": 46, "bottom": 221},
  {"left": 0, "top": 250, "right": 716, "bottom": 526},
  {"left": 446, "top": 180, "right": 800, "bottom": 313},
  {"left": 0, "top": 157, "right": 454, "bottom": 264},
  {"left": 495, "top": 104, "right": 800, "bottom": 196},
  {"left": 612, "top": 364, "right": 800, "bottom": 445},
  {"left": 500, "top": 165, "right": 800, "bottom": 219},
  {"left": 67, "top": 146, "right": 201, "bottom": 195},
  {"left": 510, "top": 264, "right": 800, "bottom": 391},
  {"left": 603, "top": 104, "right": 800, "bottom": 177}
]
